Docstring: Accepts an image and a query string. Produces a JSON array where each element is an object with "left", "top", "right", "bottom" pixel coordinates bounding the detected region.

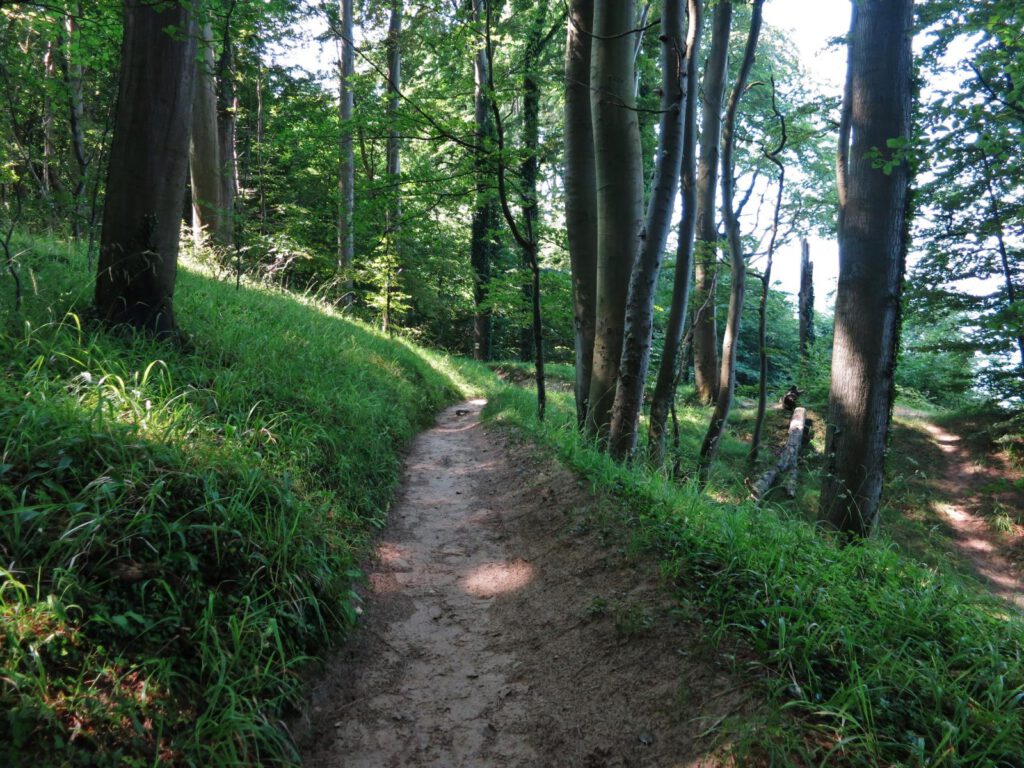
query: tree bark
[
  {"left": 608, "top": 0, "right": 687, "bottom": 460},
  {"left": 819, "top": 0, "right": 913, "bottom": 537},
  {"left": 337, "top": 0, "right": 355, "bottom": 300},
  {"left": 586, "top": 0, "right": 645, "bottom": 440},
  {"left": 216, "top": 2, "right": 237, "bottom": 247},
  {"left": 59, "top": 8, "right": 89, "bottom": 242},
  {"left": 95, "top": 0, "right": 195, "bottom": 338},
  {"left": 697, "top": 0, "right": 763, "bottom": 485},
  {"left": 383, "top": 0, "right": 403, "bottom": 331},
  {"left": 798, "top": 238, "right": 814, "bottom": 360},
  {"left": 470, "top": 0, "right": 498, "bottom": 361},
  {"left": 190, "top": 20, "right": 222, "bottom": 246},
  {"left": 690, "top": 0, "right": 732, "bottom": 405},
  {"left": 648, "top": 0, "right": 703, "bottom": 466},
  {"left": 564, "top": 0, "right": 598, "bottom": 428}
]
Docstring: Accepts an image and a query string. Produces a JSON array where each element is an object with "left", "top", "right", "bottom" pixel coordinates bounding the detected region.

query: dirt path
[
  {"left": 298, "top": 400, "right": 757, "bottom": 767},
  {"left": 910, "top": 416, "right": 1024, "bottom": 607}
]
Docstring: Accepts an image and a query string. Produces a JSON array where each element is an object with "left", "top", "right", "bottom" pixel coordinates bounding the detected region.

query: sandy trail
[
  {"left": 919, "top": 420, "right": 1024, "bottom": 608},
  {"left": 299, "top": 400, "right": 754, "bottom": 767}
]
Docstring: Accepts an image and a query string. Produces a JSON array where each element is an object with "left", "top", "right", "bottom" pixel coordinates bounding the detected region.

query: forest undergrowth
[{"left": 0, "top": 234, "right": 487, "bottom": 766}]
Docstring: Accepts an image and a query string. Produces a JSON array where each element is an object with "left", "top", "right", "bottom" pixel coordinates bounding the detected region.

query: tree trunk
[
  {"left": 190, "top": 20, "right": 222, "bottom": 246},
  {"left": 60, "top": 8, "right": 89, "bottom": 242},
  {"left": 608, "top": 0, "right": 687, "bottom": 460},
  {"left": 585, "top": 0, "right": 645, "bottom": 440},
  {"left": 648, "top": 0, "right": 703, "bottom": 466},
  {"left": 798, "top": 238, "right": 814, "bottom": 360},
  {"left": 564, "top": 0, "right": 598, "bottom": 428},
  {"left": 697, "top": 0, "right": 763, "bottom": 485},
  {"left": 384, "top": 0, "right": 403, "bottom": 326},
  {"left": 819, "top": 0, "right": 913, "bottom": 537},
  {"left": 470, "top": 0, "right": 498, "bottom": 361},
  {"left": 750, "top": 407, "right": 806, "bottom": 500},
  {"left": 749, "top": 80, "right": 787, "bottom": 469},
  {"left": 95, "top": 0, "right": 195, "bottom": 338},
  {"left": 216, "top": 2, "right": 237, "bottom": 247},
  {"left": 690, "top": 0, "right": 732, "bottom": 405},
  {"left": 337, "top": 0, "right": 355, "bottom": 300}
]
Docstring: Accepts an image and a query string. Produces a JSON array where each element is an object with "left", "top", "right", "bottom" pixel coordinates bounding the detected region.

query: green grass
[
  {"left": 0, "top": 234, "right": 486, "bottom": 766},
  {"left": 485, "top": 385, "right": 1024, "bottom": 766}
]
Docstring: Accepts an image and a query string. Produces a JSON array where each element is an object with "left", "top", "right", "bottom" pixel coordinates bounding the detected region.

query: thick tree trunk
[
  {"left": 216, "top": 4, "right": 237, "bottom": 247},
  {"left": 95, "top": 0, "right": 195, "bottom": 337},
  {"left": 564, "top": 0, "right": 598, "bottom": 427},
  {"left": 470, "top": 0, "right": 497, "bottom": 361},
  {"left": 608, "top": 0, "right": 687, "bottom": 460},
  {"left": 697, "top": 0, "right": 763, "bottom": 485},
  {"left": 648, "top": 0, "right": 703, "bottom": 466},
  {"left": 337, "top": 0, "right": 355, "bottom": 299},
  {"left": 585, "top": 0, "right": 645, "bottom": 440},
  {"left": 690, "top": 0, "right": 732, "bottom": 405},
  {"left": 798, "top": 238, "right": 814, "bottom": 360},
  {"left": 819, "top": 0, "right": 913, "bottom": 537},
  {"left": 190, "top": 21, "right": 222, "bottom": 246}
]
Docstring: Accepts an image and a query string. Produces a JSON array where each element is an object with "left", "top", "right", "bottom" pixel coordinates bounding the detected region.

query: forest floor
[
  {"left": 297, "top": 400, "right": 763, "bottom": 767},
  {"left": 889, "top": 408, "right": 1024, "bottom": 607}
]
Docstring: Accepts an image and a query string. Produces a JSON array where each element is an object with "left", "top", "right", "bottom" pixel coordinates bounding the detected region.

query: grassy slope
[
  {"left": 0, "top": 236, "right": 483, "bottom": 766},
  {"left": 485, "top": 382, "right": 1024, "bottom": 766}
]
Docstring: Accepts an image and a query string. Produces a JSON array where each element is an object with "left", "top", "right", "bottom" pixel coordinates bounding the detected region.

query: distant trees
[
  {"left": 819, "top": 0, "right": 914, "bottom": 537},
  {"left": 94, "top": 0, "right": 195, "bottom": 337}
]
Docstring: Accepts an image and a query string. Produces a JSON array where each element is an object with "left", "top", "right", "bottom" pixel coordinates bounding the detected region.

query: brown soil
[
  {"left": 905, "top": 414, "right": 1024, "bottom": 608},
  {"left": 297, "top": 400, "right": 760, "bottom": 767}
]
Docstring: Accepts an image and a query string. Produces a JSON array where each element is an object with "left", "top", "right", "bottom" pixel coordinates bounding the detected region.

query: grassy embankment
[
  {"left": 486, "top": 371, "right": 1024, "bottom": 766},
  {"left": 0, "top": 234, "right": 486, "bottom": 766}
]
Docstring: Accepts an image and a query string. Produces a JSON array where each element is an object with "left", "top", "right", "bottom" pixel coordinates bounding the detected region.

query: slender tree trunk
[
  {"left": 798, "top": 238, "right": 814, "bottom": 360},
  {"left": 95, "top": 0, "right": 195, "bottom": 337},
  {"left": 697, "top": 0, "right": 763, "bottom": 485},
  {"left": 979, "top": 153, "right": 1024, "bottom": 363},
  {"left": 690, "top": 1, "right": 732, "bottom": 405},
  {"left": 749, "top": 84, "right": 787, "bottom": 468},
  {"left": 586, "top": 0, "right": 645, "bottom": 440},
  {"left": 337, "top": 0, "right": 355, "bottom": 300},
  {"left": 564, "top": 0, "right": 598, "bottom": 427},
  {"left": 190, "top": 20, "right": 222, "bottom": 247},
  {"left": 648, "top": 0, "right": 703, "bottom": 466},
  {"left": 470, "top": 0, "right": 497, "bottom": 361},
  {"left": 59, "top": 8, "right": 89, "bottom": 242},
  {"left": 608, "top": 0, "right": 687, "bottom": 460},
  {"left": 819, "top": 0, "right": 913, "bottom": 537},
  {"left": 385, "top": 0, "right": 402, "bottom": 321},
  {"left": 216, "top": 2, "right": 237, "bottom": 246}
]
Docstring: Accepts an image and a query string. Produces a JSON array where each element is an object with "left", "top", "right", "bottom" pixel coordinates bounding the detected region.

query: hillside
[{"left": 0, "top": 235, "right": 478, "bottom": 765}]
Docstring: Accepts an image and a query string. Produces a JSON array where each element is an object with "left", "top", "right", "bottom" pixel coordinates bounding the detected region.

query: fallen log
[{"left": 750, "top": 407, "right": 806, "bottom": 500}]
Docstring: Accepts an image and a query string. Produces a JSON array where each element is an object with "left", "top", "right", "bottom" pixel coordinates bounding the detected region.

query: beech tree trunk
[
  {"left": 819, "top": 0, "right": 913, "bottom": 537},
  {"left": 697, "top": 0, "right": 763, "bottom": 485},
  {"left": 647, "top": 0, "right": 703, "bottom": 466},
  {"left": 564, "top": 0, "right": 598, "bottom": 427},
  {"left": 95, "top": 0, "right": 195, "bottom": 337},
  {"left": 586, "top": 0, "right": 645, "bottom": 440},
  {"left": 337, "top": 0, "right": 355, "bottom": 299},
  {"left": 608, "top": 0, "right": 687, "bottom": 460},
  {"left": 216, "top": 3, "right": 237, "bottom": 247},
  {"left": 470, "top": 0, "right": 498, "bottom": 361},
  {"left": 59, "top": 9, "right": 89, "bottom": 242},
  {"left": 190, "top": 20, "right": 222, "bottom": 246},
  {"left": 384, "top": 0, "right": 402, "bottom": 331},
  {"left": 690, "top": 0, "right": 732, "bottom": 405},
  {"left": 798, "top": 238, "right": 814, "bottom": 360}
]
